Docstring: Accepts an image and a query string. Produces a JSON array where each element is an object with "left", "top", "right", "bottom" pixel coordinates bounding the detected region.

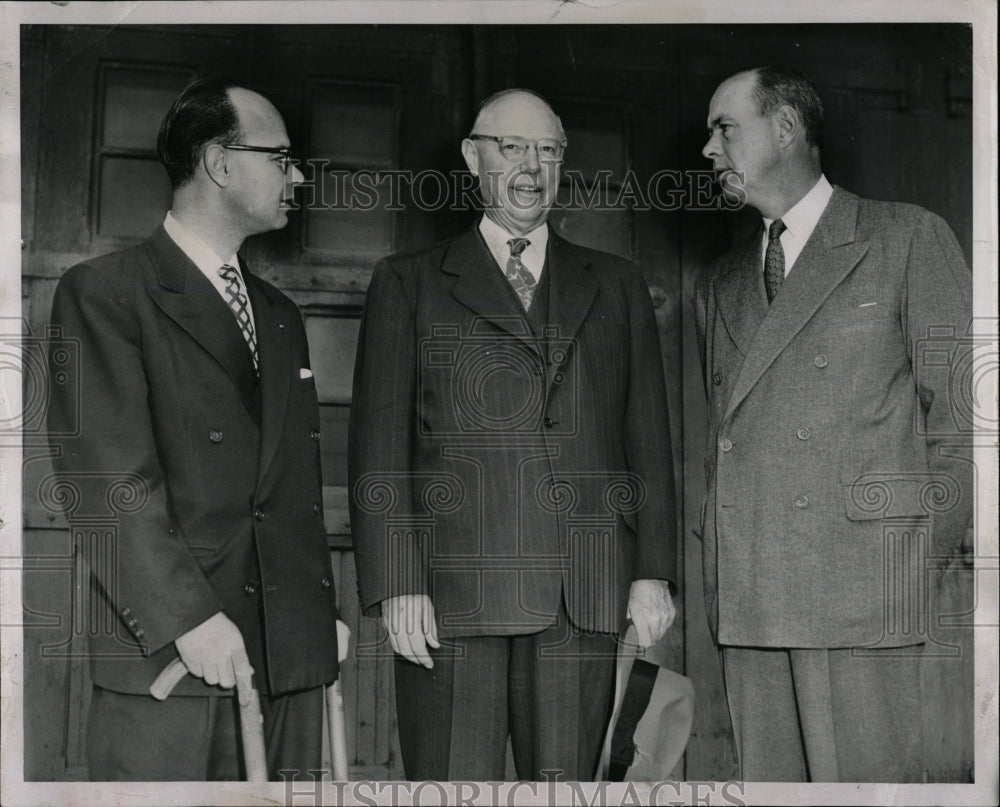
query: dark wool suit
[
  {"left": 349, "top": 223, "right": 676, "bottom": 779},
  {"left": 694, "top": 188, "right": 973, "bottom": 781},
  {"left": 47, "top": 226, "right": 340, "bottom": 779}
]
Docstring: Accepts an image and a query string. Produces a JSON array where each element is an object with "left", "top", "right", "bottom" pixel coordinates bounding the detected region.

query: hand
[
  {"left": 336, "top": 619, "right": 352, "bottom": 664},
  {"left": 627, "top": 579, "right": 676, "bottom": 648},
  {"left": 382, "top": 594, "right": 439, "bottom": 669},
  {"left": 174, "top": 612, "right": 252, "bottom": 697}
]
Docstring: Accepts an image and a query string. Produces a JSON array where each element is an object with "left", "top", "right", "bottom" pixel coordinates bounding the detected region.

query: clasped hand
[{"left": 175, "top": 612, "right": 254, "bottom": 703}]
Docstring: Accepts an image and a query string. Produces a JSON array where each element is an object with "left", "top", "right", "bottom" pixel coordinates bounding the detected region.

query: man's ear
[
  {"left": 460, "top": 138, "right": 480, "bottom": 175},
  {"left": 203, "top": 143, "right": 230, "bottom": 188},
  {"left": 775, "top": 105, "right": 801, "bottom": 149}
]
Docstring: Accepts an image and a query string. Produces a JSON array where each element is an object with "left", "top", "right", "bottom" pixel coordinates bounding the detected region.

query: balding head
[{"left": 471, "top": 89, "right": 565, "bottom": 141}]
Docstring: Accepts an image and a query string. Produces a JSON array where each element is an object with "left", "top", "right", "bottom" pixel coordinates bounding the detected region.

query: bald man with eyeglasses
[{"left": 349, "top": 88, "right": 677, "bottom": 780}]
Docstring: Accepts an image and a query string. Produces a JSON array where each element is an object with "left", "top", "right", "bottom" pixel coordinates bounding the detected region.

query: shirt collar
[
  {"left": 478, "top": 215, "right": 549, "bottom": 260},
  {"left": 762, "top": 174, "right": 834, "bottom": 243},
  {"left": 163, "top": 212, "right": 240, "bottom": 276}
]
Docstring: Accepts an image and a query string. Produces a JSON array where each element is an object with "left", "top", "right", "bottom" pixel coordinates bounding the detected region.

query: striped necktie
[{"left": 218, "top": 264, "right": 259, "bottom": 374}]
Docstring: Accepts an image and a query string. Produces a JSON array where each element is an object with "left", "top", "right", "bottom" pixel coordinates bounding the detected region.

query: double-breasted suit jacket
[
  {"left": 47, "top": 226, "right": 340, "bottom": 697},
  {"left": 694, "top": 187, "right": 973, "bottom": 649},
  {"left": 349, "top": 224, "right": 677, "bottom": 638}
]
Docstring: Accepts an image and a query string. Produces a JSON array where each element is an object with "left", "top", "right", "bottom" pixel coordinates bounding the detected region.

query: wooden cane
[
  {"left": 327, "top": 618, "right": 352, "bottom": 781},
  {"left": 150, "top": 655, "right": 268, "bottom": 782},
  {"left": 326, "top": 679, "right": 349, "bottom": 781}
]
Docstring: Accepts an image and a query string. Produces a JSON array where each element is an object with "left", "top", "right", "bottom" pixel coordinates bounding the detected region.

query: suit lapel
[
  {"left": 144, "top": 226, "right": 260, "bottom": 415},
  {"left": 724, "top": 187, "right": 870, "bottom": 420},
  {"left": 443, "top": 224, "right": 539, "bottom": 347},
  {"left": 244, "top": 263, "right": 291, "bottom": 485},
  {"left": 713, "top": 228, "right": 769, "bottom": 358},
  {"left": 545, "top": 230, "right": 599, "bottom": 347}
]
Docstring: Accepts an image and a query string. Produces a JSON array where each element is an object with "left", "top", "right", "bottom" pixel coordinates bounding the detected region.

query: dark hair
[
  {"left": 157, "top": 79, "right": 242, "bottom": 188},
  {"left": 751, "top": 66, "right": 824, "bottom": 149}
]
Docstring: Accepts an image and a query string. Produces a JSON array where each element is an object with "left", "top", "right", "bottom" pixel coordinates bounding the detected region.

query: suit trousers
[
  {"left": 721, "top": 644, "right": 924, "bottom": 782},
  {"left": 86, "top": 684, "right": 324, "bottom": 781},
  {"left": 394, "top": 610, "right": 617, "bottom": 781}
]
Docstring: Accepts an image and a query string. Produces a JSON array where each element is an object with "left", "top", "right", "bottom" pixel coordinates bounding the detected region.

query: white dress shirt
[
  {"left": 479, "top": 216, "right": 548, "bottom": 284},
  {"left": 761, "top": 174, "right": 834, "bottom": 276},
  {"left": 163, "top": 212, "right": 256, "bottom": 332}
]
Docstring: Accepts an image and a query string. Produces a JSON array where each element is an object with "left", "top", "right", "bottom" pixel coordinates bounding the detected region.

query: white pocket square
[{"left": 299, "top": 368, "right": 313, "bottom": 379}]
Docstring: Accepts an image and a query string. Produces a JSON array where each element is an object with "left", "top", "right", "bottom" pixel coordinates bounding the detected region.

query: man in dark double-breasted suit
[
  {"left": 695, "top": 67, "right": 973, "bottom": 782},
  {"left": 47, "top": 80, "right": 340, "bottom": 780},
  {"left": 349, "top": 89, "right": 678, "bottom": 780}
]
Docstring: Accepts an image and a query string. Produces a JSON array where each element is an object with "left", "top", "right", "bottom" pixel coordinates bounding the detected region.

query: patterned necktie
[
  {"left": 218, "top": 264, "right": 259, "bottom": 374},
  {"left": 505, "top": 237, "right": 537, "bottom": 311},
  {"left": 764, "top": 219, "right": 787, "bottom": 304}
]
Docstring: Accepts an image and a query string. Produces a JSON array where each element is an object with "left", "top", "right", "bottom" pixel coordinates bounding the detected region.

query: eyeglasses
[
  {"left": 469, "top": 135, "right": 566, "bottom": 163},
  {"left": 222, "top": 144, "right": 295, "bottom": 172}
]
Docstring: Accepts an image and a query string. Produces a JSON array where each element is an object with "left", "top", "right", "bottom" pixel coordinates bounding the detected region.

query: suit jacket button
[
  {"left": 814, "top": 354, "right": 829, "bottom": 368},
  {"left": 713, "top": 372, "right": 722, "bottom": 386},
  {"left": 321, "top": 577, "right": 332, "bottom": 590},
  {"left": 311, "top": 430, "right": 321, "bottom": 442},
  {"left": 794, "top": 495, "right": 809, "bottom": 509},
  {"left": 543, "top": 417, "right": 554, "bottom": 428},
  {"left": 254, "top": 508, "right": 265, "bottom": 521},
  {"left": 796, "top": 427, "right": 811, "bottom": 440},
  {"left": 209, "top": 429, "right": 223, "bottom": 443},
  {"left": 720, "top": 438, "right": 733, "bottom": 453},
  {"left": 134, "top": 628, "right": 145, "bottom": 640},
  {"left": 244, "top": 582, "right": 257, "bottom": 595}
]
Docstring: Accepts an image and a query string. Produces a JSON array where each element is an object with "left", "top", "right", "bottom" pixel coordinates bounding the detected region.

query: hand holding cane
[{"left": 149, "top": 648, "right": 268, "bottom": 782}]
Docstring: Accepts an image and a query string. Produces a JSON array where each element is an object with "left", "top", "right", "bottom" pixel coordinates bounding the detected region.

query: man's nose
[
  {"left": 520, "top": 143, "right": 541, "bottom": 171},
  {"left": 289, "top": 162, "right": 305, "bottom": 185},
  {"left": 702, "top": 132, "right": 721, "bottom": 160}
]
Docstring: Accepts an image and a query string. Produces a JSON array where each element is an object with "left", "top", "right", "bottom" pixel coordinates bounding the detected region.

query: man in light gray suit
[{"left": 695, "top": 66, "right": 973, "bottom": 781}]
